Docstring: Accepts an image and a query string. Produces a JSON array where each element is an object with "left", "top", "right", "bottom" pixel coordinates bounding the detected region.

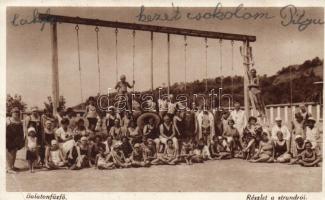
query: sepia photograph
[{"left": 3, "top": 2, "right": 324, "bottom": 195}]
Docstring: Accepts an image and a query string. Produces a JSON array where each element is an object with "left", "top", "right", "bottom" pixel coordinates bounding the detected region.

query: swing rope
[
  {"left": 184, "top": 35, "right": 187, "bottom": 91},
  {"left": 95, "top": 26, "right": 101, "bottom": 94},
  {"left": 231, "top": 40, "right": 234, "bottom": 101},
  {"left": 150, "top": 32, "right": 154, "bottom": 92},
  {"left": 75, "top": 24, "right": 84, "bottom": 104},
  {"left": 205, "top": 37, "right": 208, "bottom": 92},
  {"left": 219, "top": 39, "right": 223, "bottom": 89},
  {"left": 167, "top": 33, "right": 171, "bottom": 96},
  {"left": 132, "top": 30, "right": 136, "bottom": 92},
  {"left": 115, "top": 27, "right": 119, "bottom": 83}
]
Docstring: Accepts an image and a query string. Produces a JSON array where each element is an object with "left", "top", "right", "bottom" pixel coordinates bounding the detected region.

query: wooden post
[
  {"left": 150, "top": 31, "right": 154, "bottom": 92},
  {"left": 243, "top": 40, "right": 250, "bottom": 120},
  {"left": 50, "top": 22, "right": 59, "bottom": 116}
]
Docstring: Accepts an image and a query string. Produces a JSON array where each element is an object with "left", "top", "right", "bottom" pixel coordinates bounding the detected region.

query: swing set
[{"left": 39, "top": 13, "right": 256, "bottom": 119}]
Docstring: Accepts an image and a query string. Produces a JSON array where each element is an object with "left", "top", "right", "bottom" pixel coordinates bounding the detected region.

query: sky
[{"left": 6, "top": 6, "right": 324, "bottom": 108}]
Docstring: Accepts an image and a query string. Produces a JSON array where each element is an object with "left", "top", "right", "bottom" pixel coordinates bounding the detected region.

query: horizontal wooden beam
[{"left": 39, "top": 13, "right": 256, "bottom": 42}]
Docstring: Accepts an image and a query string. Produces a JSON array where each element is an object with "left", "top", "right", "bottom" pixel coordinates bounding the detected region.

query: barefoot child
[
  {"left": 291, "top": 141, "right": 322, "bottom": 167},
  {"left": 111, "top": 142, "right": 132, "bottom": 168},
  {"left": 249, "top": 132, "right": 274, "bottom": 163},
  {"left": 26, "top": 127, "right": 38, "bottom": 173},
  {"left": 95, "top": 143, "right": 115, "bottom": 170},
  {"left": 152, "top": 139, "right": 178, "bottom": 165},
  {"left": 180, "top": 137, "right": 194, "bottom": 165},
  {"left": 130, "top": 143, "right": 149, "bottom": 167},
  {"left": 45, "top": 140, "right": 66, "bottom": 169}
]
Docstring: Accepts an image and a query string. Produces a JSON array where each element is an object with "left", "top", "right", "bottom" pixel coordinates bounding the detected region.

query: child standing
[
  {"left": 26, "top": 127, "right": 38, "bottom": 173},
  {"left": 84, "top": 96, "right": 99, "bottom": 131}
]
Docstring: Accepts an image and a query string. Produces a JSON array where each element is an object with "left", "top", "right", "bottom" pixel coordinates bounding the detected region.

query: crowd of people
[{"left": 6, "top": 75, "right": 322, "bottom": 173}]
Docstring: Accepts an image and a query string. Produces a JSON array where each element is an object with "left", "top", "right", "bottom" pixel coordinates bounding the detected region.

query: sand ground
[{"left": 6, "top": 149, "right": 322, "bottom": 192}]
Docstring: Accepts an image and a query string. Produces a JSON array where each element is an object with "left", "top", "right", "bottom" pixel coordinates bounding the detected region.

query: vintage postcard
[{"left": 1, "top": 0, "right": 324, "bottom": 200}]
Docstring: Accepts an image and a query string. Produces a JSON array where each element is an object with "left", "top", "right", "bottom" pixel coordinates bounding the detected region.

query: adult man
[
  {"left": 271, "top": 117, "right": 291, "bottom": 141},
  {"left": 230, "top": 102, "right": 246, "bottom": 136}
]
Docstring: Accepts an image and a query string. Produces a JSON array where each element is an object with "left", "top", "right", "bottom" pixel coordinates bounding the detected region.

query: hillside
[{"left": 73, "top": 57, "right": 323, "bottom": 110}]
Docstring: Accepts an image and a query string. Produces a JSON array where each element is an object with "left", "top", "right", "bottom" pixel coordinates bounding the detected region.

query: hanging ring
[
  {"left": 75, "top": 24, "right": 79, "bottom": 31},
  {"left": 132, "top": 29, "right": 136, "bottom": 37},
  {"left": 231, "top": 40, "right": 234, "bottom": 46},
  {"left": 115, "top": 28, "right": 118, "bottom": 34},
  {"left": 95, "top": 26, "right": 99, "bottom": 32}
]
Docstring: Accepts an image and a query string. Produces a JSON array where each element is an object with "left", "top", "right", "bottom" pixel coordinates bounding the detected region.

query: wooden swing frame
[{"left": 38, "top": 13, "right": 256, "bottom": 119}]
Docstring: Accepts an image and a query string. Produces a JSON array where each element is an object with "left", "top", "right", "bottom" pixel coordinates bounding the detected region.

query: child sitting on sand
[
  {"left": 179, "top": 137, "right": 194, "bottom": 165},
  {"left": 111, "top": 142, "right": 132, "bottom": 168},
  {"left": 152, "top": 139, "right": 178, "bottom": 165},
  {"left": 212, "top": 136, "right": 232, "bottom": 160},
  {"left": 95, "top": 143, "right": 115, "bottom": 170},
  {"left": 130, "top": 143, "right": 149, "bottom": 167},
  {"left": 45, "top": 140, "right": 66, "bottom": 169},
  {"left": 290, "top": 141, "right": 321, "bottom": 167},
  {"left": 249, "top": 132, "right": 274, "bottom": 163}
]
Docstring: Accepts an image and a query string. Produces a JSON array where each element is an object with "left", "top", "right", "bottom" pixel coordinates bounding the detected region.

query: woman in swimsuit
[{"left": 273, "top": 131, "right": 291, "bottom": 163}]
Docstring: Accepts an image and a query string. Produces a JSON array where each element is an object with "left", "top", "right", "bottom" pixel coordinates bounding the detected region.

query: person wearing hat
[
  {"left": 45, "top": 139, "right": 66, "bottom": 169},
  {"left": 83, "top": 96, "right": 99, "bottom": 131},
  {"left": 26, "top": 127, "right": 39, "bottom": 173},
  {"left": 305, "top": 117, "right": 320, "bottom": 150},
  {"left": 25, "top": 106, "right": 41, "bottom": 143},
  {"left": 242, "top": 116, "right": 263, "bottom": 159},
  {"left": 6, "top": 107, "right": 25, "bottom": 173},
  {"left": 271, "top": 117, "right": 291, "bottom": 142}
]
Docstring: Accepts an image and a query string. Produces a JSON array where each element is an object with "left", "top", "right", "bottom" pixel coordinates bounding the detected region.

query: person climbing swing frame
[{"left": 38, "top": 13, "right": 257, "bottom": 120}]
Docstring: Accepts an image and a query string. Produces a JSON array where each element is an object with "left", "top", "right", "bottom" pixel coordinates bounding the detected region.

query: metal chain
[
  {"left": 75, "top": 24, "right": 84, "bottom": 103},
  {"left": 95, "top": 26, "right": 101, "bottom": 94}
]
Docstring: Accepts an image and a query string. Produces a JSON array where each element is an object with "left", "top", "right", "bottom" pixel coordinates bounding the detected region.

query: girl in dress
[
  {"left": 26, "top": 127, "right": 38, "bottom": 173},
  {"left": 84, "top": 96, "right": 99, "bottom": 131}
]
